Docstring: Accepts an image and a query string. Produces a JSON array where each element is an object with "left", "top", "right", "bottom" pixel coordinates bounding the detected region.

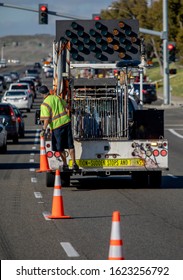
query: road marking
[
  {"left": 60, "top": 242, "right": 80, "bottom": 257},
  {"left": 168, "top": 129, "right": 183, "bottom": 139},
  {"left": 167, "top": 174, "right": 178, "bottom": 179},
  {"left": 34, "top": 192, "right": 43, "bottom": 198},
  {"left": 30, "top": 168, "right": 36, "bottom": 172},
  {"left": 32, "top": 146, "right": 37, "bottom": 150},
  {"left": 43, "top": 211, "right": 51, "bottom": 220},
  {"left": 31, "top": 177, "right": 37, "bottom": 183},
  {"left": 29, "top": 159, "right": 34, "bottom": 163},
  {"left": 30, "top": 153, "right": 35, "bottom": 156}
]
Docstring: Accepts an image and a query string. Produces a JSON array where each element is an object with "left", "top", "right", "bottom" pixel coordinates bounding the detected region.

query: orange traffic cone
[
  {"left": 36, "top": 136, "right": 51, "bottom": 173},
  {"left": 108, "top": 211, "right": 124, "bottom": 260},
  {"left": 47, "top": 169, "right": 71, "bottom": 219}
]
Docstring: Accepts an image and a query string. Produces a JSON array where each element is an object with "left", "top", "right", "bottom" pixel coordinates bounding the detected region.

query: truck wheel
[
  {"left": 149, "top": 171, "right": 162, "bottom": 188},
  {"left": 46, "top": 172, "right": 70, "bottom": 188},
  {"left": 132, "top": 172, "right": 149, "bottom": 188}
]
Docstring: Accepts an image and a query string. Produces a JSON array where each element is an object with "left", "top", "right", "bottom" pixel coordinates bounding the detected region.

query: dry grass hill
[{"left": 0, "top": 34, "right": 54, "bottom": 64}]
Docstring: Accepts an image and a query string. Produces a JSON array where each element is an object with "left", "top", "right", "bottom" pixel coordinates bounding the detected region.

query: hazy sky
[{"left": 0, "top": 0, "right": 114, "bottom": 37}]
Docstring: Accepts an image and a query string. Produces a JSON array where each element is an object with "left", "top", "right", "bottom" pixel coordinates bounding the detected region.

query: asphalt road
[{"left": 0, "top": 67, "right": 183, "bottom": 260}]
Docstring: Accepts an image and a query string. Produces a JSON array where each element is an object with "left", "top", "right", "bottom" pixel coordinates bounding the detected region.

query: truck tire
[
  {"left": 46, "top": 171, "right": 70, "bottom": 188},
  {"left": 149, "top": 171, "right": 162, "bottom": 188},
  {"left": 132, "top": 172, "right": 149, "bottom": 188}
]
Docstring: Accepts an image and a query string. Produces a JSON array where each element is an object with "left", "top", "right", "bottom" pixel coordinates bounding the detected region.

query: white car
[
  {"left": 1, "top": 90, "right": 32, "bottom": 112},
  {"left": 8, "top": 82, "right": 34, "bottom": 103}
]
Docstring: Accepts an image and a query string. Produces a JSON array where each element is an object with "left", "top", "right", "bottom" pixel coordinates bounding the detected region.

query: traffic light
[
  {"left": 39, "top": 4, "right": 48, "bottom": 24},
  {"left": 92, "top": 14, "right": 101, "bottom": 20},
  {"left": 168, "top": 42, "right": 176, "bottom": 63},
  {"left": 56, "top": 19, "right": 140, "bottom": 62}
]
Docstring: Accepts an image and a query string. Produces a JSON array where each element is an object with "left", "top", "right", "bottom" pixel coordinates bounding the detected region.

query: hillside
[{"left": 0, "top": 34, "right": 54, "bottom": 64}]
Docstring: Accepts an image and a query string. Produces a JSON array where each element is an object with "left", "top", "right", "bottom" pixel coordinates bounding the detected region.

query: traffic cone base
[
  {"left": 108, "top": 211, "right": 124, "bottom": 260},
  {"left": 36, "top": 136, "right": 51, "bottom": 172},
  {"left": 47, "top": 170, "right": 71, "bottom": 219}
]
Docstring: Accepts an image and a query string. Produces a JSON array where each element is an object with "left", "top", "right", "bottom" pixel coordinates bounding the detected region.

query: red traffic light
[
  {"left": 39, "top": 4, "right": 48, "bottom": 24},
  {"left": 168, "top": 44, "right": 174, "bottom": 51},
  {"left": 40, "top": 5, "right": 47, "bottom": 11},
  {"left": 94, "top": 16, "right": 101, "bottom": 20}
]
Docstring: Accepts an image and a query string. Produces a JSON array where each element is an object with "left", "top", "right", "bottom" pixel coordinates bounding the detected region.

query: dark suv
[
  {"left": 0, "top": 103, "right": 19, "bottom": 143},
  {"left": 133, "top": 83, "right": 157, "bottom": 104}
]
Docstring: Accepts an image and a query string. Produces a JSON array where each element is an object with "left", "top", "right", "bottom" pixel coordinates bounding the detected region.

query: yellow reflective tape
[{"left": 69, "top": 158, "right": 145, "bottom": 168}]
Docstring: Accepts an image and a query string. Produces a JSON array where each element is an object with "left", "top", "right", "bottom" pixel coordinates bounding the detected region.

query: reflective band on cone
[
  {"left": 47, "top": 169, "right": 71, "bottom": 219},
  {"left": 36, "top": 136, "right": 51, "bottom": 173},
  {"left": 108, "top": 211, "right": 124, "bottom": 260}
]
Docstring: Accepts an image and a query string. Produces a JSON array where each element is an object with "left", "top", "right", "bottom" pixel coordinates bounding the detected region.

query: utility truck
[{"left": 36, "top": 19, "right": 168, "bottom": 188}]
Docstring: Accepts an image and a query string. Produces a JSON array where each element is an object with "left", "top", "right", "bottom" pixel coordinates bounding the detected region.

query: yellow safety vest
[{"left": 40, "top": 95, "right": 71, "bottom": 130}]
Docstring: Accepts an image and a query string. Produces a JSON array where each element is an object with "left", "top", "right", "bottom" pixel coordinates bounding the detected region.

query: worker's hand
[{"left": 40, "top": 128, "right": 46, "bottom": 137}]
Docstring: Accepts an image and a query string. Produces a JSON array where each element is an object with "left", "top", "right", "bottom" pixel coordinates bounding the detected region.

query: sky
[{"left": 0, "top": 0, "right": 114, "bottom": 37}]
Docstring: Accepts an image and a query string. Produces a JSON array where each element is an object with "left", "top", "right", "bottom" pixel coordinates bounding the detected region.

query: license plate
[{"left": 69, "top": 158, "right": 144, "bottom": 168}]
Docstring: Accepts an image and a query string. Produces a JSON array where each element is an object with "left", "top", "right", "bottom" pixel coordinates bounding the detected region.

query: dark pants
[{"left": 52, "top": 122, "right": 74, "bottom": 152}]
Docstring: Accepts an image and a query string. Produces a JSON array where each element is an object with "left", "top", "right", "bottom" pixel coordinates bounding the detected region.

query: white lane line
[
  {"left": 167, "top": 174, "right": 178, "bottom": 179},
  {"left": 43, "top": 211, "right": 51, "bottom": 220},
  {"left": 168, "top": 129, "right": 183, "bottom": 139},
  {"left": 32, "top": 146, "right": 37, "bottom": 150},
  {"left": 30, "top": 168, "right": 36, "bottom": 172},
  {"left": 60, "top": 242, "right": 80, "bottom": 257},
  {"left": 29, "top": 159, "right": 34, "bottom": 163},
  {"left": 34, "top": 192, "right": 43, "bottom": 198},
  {"left": 31, "top": 177, "right": 37, "bottom": 183}
]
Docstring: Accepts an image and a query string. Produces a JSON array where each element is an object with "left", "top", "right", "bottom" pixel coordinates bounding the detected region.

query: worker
[{"left": 39, "top": 85, "right": 79, "bottom": 171}]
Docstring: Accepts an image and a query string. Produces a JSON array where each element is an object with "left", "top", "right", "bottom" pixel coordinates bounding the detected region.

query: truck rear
[{"left": 37, "top": 19, "right": 168, "bottom": 188}]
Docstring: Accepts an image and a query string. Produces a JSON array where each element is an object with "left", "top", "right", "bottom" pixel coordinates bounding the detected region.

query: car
[
  {"left": 1, "top": 90, "right": 32, "bottom": 112},
  {"left": 11, "top": 105, "right": 26, "bottom": 138},
  {"left": 24, "top": 69, "right": 42, "bottom": 87},
  {"left": 0, "top": 80, "right": 3, "bottom": 93},
  {"left": 45, "top": 68, "right": 53, "bottom": 78},
  {"left": 3, "top": 73, "right": 13, "bottom": 84},
  {"left": 0, "top": 103, "right": 19, "bottom": 143},
  {"left": 34, "top": 62, "right": 42, "bottom": 72},
  {"left": 0, "top": 117, "right": 7, "bottom": 153},
  {"left": 10, "top": 71, "right": 20, "bottom": 82},
  {"left": 0, "top": 75, "right": 7, "bottom": 90},
  {"left": 132, "top": 83, "right": 157, "bottom": 104},
  {"left": 18, "top": 78, "right": 37, "bottom": 98},
  {"left": 8, "top": 82, "right": 34, "bottom": 103}
]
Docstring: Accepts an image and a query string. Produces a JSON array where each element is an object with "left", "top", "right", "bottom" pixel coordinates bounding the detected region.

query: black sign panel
[{"left": 56, "top": 19, "right": 140, "bottom": 62}]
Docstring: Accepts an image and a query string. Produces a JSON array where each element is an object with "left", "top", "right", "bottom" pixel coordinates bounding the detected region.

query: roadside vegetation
[{"left": 146, "top": 61, "right": 183, "bottom": 98}]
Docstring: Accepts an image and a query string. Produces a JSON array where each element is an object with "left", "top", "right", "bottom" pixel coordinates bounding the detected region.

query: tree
[{"left": 100, "top": 0, "right": 183, "bottom": 71}]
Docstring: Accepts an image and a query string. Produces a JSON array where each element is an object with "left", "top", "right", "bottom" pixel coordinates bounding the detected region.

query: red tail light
[
  {"left": 54, "top": 151, "right": 61, "bottom": 158},
  {"left": 17, "top": 117, "right": 21, "bottom": 123},
  {"left": 161, "top": 150, "right": 167, "bottom": 157},
  {"left": 10, "top": 108, "right": 16, "bottom": 121},
  {"left": 153, "top": 149, "right": 159, "bottom": 157},
  {"left": 47, "top": 151, "right": 53, "bottom": 158}
]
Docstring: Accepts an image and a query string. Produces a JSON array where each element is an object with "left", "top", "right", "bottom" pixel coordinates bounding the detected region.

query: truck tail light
[
  {"left": 153, "top": 149, "right": 159, "bottom": 157},
  {"left": 47, "top": 151, "right": 53, "bottom": 158},
  {"left": 161, "top": 150, "right": 167, "bottom": 157}
]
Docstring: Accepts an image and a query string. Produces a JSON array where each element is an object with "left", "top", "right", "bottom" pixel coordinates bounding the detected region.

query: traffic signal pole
[{"left": 163, "top": 0, "right": 170, "bottom": 105}]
